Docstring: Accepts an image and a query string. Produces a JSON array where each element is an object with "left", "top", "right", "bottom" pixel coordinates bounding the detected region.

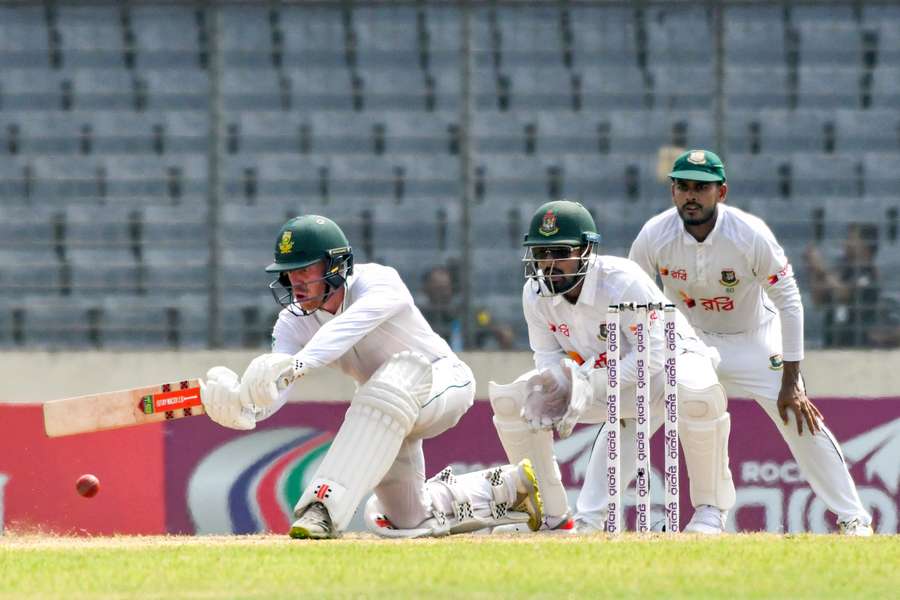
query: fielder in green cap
[
  {"left": 668, "top": 149, "right": 728, "bottom": 239},
  {"left": 628, "top": 150, "right": 875, "bottom": 535}
]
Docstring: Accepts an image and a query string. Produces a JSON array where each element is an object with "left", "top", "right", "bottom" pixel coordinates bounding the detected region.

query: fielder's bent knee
[{"left": 679, "top": 383, "right": 727, "bottom": 420}]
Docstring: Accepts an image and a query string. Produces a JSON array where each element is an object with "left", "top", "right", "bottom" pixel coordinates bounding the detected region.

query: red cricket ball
[{"left": 75, "top": 474, "right": 100, "bottom": 498}]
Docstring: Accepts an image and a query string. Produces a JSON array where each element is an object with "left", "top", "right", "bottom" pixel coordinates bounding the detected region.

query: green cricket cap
[{"left": 669, "top": 149, "right": 726, "bottom": 182}]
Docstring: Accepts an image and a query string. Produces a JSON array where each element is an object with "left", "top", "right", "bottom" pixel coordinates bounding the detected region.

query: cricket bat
[{"left": 42, "top": 379, "right": 204, "bottom": 438}]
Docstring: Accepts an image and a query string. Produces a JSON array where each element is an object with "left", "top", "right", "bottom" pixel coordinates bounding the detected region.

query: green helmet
[
  {"left": 523, "top": 200, "right": 600, "bottom": 247},
  {"left": 266, "top": 215, "right": 354, "bottom": 315},
  {"left": 522, "top": 200, "right": 601, "bottom": 297}
]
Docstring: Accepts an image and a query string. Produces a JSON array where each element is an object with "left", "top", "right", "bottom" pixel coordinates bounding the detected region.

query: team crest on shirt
[
  {"left": 768, "top": 354, "right": 784, "bottom": 370},
  {"left": 278, "top": 231, "right": 294, "bottom": 254},
  {"left": 597, "top": 323, "right": 608, "bottom": 341},
  {"left": 539, "top": 210, "right": 559, "bottom": 236},
  {"left": 719, "top": 269, "right": 739, "bottom": 287}
]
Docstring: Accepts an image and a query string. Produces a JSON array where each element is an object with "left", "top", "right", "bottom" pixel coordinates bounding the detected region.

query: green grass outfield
[{"left": 1, "top": 533, "right": 897, "bottom": 599}]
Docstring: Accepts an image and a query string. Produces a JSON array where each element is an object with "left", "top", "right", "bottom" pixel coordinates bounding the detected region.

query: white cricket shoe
[
  {"left": 493, "top": 514, "right": 576, "bottom": 534},
  {"left": 290, "top": 502, "right": 338, "bottom": 540},
  {"left": 573, "top": 516, "right": 603, "bottom": 534},
  {"left": 838, "top": 518, "right": 874, "bottom": 537},
  {"left": 683, "top": 505, "right": 727, "bottom": 534}
]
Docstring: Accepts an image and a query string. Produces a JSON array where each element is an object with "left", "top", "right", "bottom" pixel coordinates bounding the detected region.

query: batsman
[
  {"left": 199, "top": 215, "right": 543, "bottom": 539},
  {"left": 490, "top": 200, "right": 736, "bottom": 533}
]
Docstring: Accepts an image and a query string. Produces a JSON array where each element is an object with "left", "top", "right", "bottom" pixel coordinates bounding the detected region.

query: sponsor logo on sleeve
[{"left": 767, "top": 263, "right": 792, "bottom": 286}]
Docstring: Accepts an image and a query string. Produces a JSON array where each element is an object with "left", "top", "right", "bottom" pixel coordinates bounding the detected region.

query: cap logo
[
  {"left": 539, "top": 210, "right": 559, "bottom": 236},
  {"left": 278, "top": 231, "right": 294, "bottom": 255},
  {"left": 687, "top": 151, "right": 707, "bottom": 165}
]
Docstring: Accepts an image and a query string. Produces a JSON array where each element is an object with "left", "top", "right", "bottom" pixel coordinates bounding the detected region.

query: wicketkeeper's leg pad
[
  {"left": 489, "top": 377, "right": 570, "bottom": 518},
  {"left": 678, "top": 383, "right": 736, "bottom": 510},
  {"left": 293, "top": 351, "right": 433, "bottom": 531},
  {"left": 363, "top": 464, "right": 533, "bottom": 538}
]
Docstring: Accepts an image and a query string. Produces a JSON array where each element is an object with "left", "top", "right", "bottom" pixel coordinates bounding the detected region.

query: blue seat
[
  {"left": 71, "top": 69, "right": 136, "bottom": 111},
  {"left": 506, "top": 66, "right": 574, "bottom": 111},
  {"left": 798, "top": 66, "right": 862, "bottom": 110},
  {"left": 280, "top": 6, "right": 345, "bottom": 66},
  {"left": 791, "top": 153, "right": 860, "bottom": 200},
  {"left": 354, "top": 5, "right": 419, "bottom": 69},
  {"left": 871, "top": 67, "right": 900, "bottom": 110},
  {"left": 0, "top": 68, "right": 67, "bottom": 111},
  {"left": 862, "top": 153, "right": 900, "bottom": 197},
  {"left": 473, "top": 111, "right": 530, "bottom": 154},
  {"left": 11, "top": 112, "right": 81, "bottom": 155},
  {"left": 725, "top": 66, "right": 791, "bottom": 110},
  {"left": 360, "top": 67, "right": 429, "bottom": 111},
  {"left": 384, "top": 112, "right": 456, "bottom": 155},
  {"left": 492, "top": 5, "right": 563, "bottom": 67},
  {"left": 534, "top": 112, "right": 604, "bottom": 155},
  {"left": 568, "top": 5, "right": 634, "bottom": 65},
  {"left": 57, "top": 5, "right": 122, "bottom": 67},
  {"left": 725, "top": 153, "right": 791, "bottom": 201},
  {"left": 645, "top": 6, "right": 713, "bottom": 65},
  {"left": 30, "top": 157, "right": 103, "bottom": 203},
  {"left": 797, "top": 23, "right": 861, "bottom": 66},
  {"left": 220, "top": 5, "right": 270, "bottom": 67},
  {"left": 835, "top": 110, "right": 900, "bottom": 153},
  {"left": 143, "top": 69, "right": 209, "bottom": 111},
  {"left": 581, "top": 66, "right": 649, "bottom": 110},
  {"left": 648, "top": 66, "right": 714, "bottom": 111},
  {"left": 19, "top": 297, "right": 99, "bottom": 349},
  {"left": 222, "top": 69, "right": 284, "bottom": 111}
]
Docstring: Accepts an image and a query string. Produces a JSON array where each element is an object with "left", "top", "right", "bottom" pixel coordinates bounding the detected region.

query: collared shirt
[
  {"left": 272, "top": 263, "right": 453, "bottom": 384},
  {"left": 523, "top": 254, "right": 709, "bottom": 386},
  {"left": 629, "top": 204, "right": 804, "bottom": 361}
]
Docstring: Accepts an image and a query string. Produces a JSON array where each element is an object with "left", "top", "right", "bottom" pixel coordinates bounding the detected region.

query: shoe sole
[
  {"left": 518, "top": 459, "right": 544, "bottom": 532},
  {"left": 289, "top": 523, "right": 335, "bottom": 540}
]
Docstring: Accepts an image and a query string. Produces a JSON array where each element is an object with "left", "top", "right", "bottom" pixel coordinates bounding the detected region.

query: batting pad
[
  {"left": 489, "top": 379, "right": 569, "bottom": 518},
  {"left": 294, "top": 351, "right": 433, "bottom": 531},
  {"left": 679, "top": 385, "right": 736, "bottom": 510}
]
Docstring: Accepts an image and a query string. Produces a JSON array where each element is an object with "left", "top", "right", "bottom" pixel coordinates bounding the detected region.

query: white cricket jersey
[
  {"left": 523, "top": 254, "right": 710, "bottom": 387},
  {"left": 271, "top": 263, "right": 454, "bottom": 384},
  {"left": 628, "top": 204, "right": 804, "bottom": 361}
]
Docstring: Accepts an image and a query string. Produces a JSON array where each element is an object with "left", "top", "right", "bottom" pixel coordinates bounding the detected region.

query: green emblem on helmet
[
  {"left": 539, "top": 209, "right": 560, "bottom": 236},
  {"left": 278, "top": 231, "right": 294, "bottom": 255}
]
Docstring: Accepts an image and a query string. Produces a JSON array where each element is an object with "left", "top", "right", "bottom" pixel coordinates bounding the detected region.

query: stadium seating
[{"left": 0, "top": 1, "right": 897, "bottom": 349}]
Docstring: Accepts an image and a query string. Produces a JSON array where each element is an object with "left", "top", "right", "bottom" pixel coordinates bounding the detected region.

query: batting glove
[{"left": 200, "top": 366, "right": 256, "bottom": 430}]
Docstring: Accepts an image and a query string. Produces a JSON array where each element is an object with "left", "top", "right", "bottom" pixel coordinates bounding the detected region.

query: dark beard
[{"left": 678, "top": 204, "right": 717, "bottom": 226}]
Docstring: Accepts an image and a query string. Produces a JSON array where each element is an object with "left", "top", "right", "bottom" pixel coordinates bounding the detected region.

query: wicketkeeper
[
  {"left": 491, "top": 200, "right": 736, "bottom": 533},
  {"left": 200, "top": 215, "right": 543, "bottom": 539}
]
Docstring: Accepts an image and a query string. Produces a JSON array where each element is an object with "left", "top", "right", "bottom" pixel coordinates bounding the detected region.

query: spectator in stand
[{"left": 805, "top": 223, "right": 880, "bottom": 347}]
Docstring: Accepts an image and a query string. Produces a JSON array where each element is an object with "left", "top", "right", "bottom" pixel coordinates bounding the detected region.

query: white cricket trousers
[{"left": 697, "top": 317, "right": 871, "bottom": 525}]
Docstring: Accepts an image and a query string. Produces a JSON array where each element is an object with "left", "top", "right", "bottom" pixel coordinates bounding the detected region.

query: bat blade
[{"left": 42, "top": 379, "right": 204, "bottom": 437}]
